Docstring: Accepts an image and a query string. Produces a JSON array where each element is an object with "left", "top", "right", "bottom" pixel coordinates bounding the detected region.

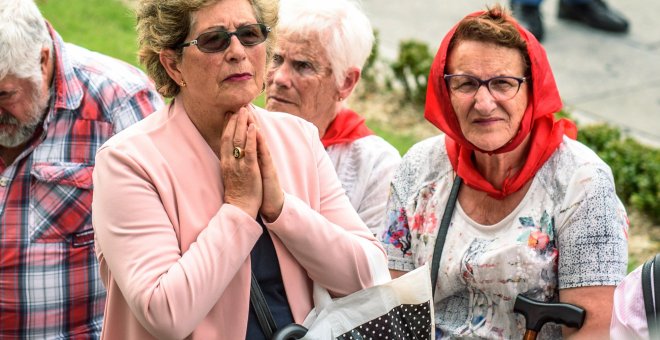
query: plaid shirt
[{"left": 0, "top": 23, "right": 163, "bottom": 339}]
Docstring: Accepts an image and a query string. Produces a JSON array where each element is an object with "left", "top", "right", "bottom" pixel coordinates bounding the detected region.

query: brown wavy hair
[
  {"left": 447, "top": 4, "right": 530, "bottom": 75},
  {"left": 136, "top": 0, "right": 278, "bottom": 98}
]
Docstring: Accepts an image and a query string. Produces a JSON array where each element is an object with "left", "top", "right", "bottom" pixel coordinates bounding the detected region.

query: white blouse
[{"left": 326, "top": 135, "right": 401, "bottom": 235}]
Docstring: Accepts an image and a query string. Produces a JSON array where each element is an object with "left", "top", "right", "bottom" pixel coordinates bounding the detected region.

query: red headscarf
[
  {"left": 424, "top": 10, "right": 577, "bottom": 199},
  {"left": 321, "top": 108, "right": 374, "bottom": 148}
]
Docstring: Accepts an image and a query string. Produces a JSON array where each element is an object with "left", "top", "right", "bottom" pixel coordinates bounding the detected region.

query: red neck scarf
[
  {"left": 321, "top": 108, "right": 373, "bottom": 148},
  {"left": 424, "top": 11, "right": 577, "bottom": 199}
]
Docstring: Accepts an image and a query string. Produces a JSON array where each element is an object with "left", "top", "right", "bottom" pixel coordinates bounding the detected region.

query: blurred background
[{"left": 37, "top": 0, "right": 659, "bottom": 270}]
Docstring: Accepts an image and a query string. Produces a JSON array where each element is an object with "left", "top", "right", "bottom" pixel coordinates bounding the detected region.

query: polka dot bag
[{"left": 301, "top": 264, "right": 434, "bottom": 339}]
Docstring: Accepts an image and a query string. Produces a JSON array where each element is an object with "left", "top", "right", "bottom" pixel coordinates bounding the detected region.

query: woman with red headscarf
[{"left": 381, "top": 5, "right": 628, "bottom": 339}]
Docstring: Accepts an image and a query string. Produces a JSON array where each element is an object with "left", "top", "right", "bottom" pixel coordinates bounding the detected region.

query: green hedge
[{"left": 578, "top": 124, "right": 660, "bottom": 223}]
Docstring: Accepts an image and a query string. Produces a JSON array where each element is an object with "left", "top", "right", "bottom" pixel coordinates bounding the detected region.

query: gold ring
[{"left": 232, "top": 146, "right": 245, "bottom": 159}]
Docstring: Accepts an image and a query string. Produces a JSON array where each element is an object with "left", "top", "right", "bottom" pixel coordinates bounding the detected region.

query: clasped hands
[{"left": 221, "top": 106, "right": 284, "bottom": 223}]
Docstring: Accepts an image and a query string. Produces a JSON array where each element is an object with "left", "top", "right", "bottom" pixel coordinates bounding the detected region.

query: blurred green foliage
[
  {"left": 391, "top": 40, "right": 434, "bottom": 107},
  {"left": 360, "top": 30, "right": 380, "bottom": 87},
  {"left": 366, "top": 120, "right": 419, "bottom": 156},
  {"left": 578, "top": 124, "right": 660, "bottom": 224},
  {"left": 38, "top": 0, "right": 141, "bottom": 68}
]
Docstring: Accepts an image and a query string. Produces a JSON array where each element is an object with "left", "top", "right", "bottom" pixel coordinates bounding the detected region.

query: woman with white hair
[{"left": 266, "top": 0, "right": 401, "bottom": 235}]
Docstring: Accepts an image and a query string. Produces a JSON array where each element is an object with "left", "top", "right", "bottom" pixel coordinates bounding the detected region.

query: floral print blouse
[{"left": 382, "top": 135, "right": 628, "bottom": 339}]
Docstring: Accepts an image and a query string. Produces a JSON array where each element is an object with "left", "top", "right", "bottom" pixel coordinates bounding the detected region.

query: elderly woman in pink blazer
[{"left": 90, "top": 0, "right": 388, "bottom": 339}]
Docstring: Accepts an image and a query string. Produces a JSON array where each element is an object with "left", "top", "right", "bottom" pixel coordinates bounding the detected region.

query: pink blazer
[{"left": 92, "top": 98, "right": 387, "bottom": 339}]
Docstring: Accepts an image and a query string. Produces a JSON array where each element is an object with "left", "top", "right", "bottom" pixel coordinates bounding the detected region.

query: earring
[
  {"left": 338, "top": 97, "right": 343, "bottom": 102},
  {"left": 180, "top": 80, "right": 187, "bottom": 87}
]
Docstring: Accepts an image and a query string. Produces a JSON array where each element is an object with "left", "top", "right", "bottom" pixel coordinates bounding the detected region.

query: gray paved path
[{"left": 361, "top": 0, "right": 660, "bottom": 147}]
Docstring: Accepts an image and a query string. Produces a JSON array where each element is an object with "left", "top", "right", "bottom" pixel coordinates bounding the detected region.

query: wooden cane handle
[{"left": 523, "top": 330, "right": 538, "bottom": 340}]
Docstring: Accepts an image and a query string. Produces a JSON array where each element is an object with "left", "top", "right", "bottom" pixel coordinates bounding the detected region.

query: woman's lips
[
  {"left": 474, "top": 117, "right": 503, "bottom": 125},
  {"left": 269, "top": 96, "right": 294, "bottom": 105},
  {"left": 225, "top": 73, "right": 252, "bottom": 81}
]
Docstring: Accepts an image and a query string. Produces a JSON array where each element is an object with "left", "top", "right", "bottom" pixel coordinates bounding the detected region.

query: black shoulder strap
[
  {"left": 643, "top": 254, "right": 660, "bottom": 338},
  {"left": 430, "top": 175, "right": 462, "bottom": 297},
  {"left": 250, "top": 272, "right": 277, "bottom": 338}
]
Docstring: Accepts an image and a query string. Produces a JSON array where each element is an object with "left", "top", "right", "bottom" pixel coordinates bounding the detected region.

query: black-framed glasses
[
  {"left": 179, "top": 23, "right": 271, "bottom": 53},
  {"left": 443, "top": 74, "right": 527, "bottom": 101}
]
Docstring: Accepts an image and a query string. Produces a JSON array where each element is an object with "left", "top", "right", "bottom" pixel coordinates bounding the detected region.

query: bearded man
[{"left": 0, "top": 0, "right": 163, "bottom": 337}]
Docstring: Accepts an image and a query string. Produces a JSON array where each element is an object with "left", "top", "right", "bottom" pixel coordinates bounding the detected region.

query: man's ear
[
  {"left": 39, "top": 47, "right": 50, "bottom": 78},
  {"left": 337, "top": 67, "right": 361, "bottom": 100},
  {"left": 160, "top": 49, "right": 184, "bottom": 84}
]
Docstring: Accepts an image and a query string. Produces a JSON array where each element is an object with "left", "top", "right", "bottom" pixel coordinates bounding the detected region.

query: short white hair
[
  {"left": 0, "top": 0, "right": 52, "bottom": 82},
  {"left": 278, "top": 0, "right": 374, "bottom": 89}
]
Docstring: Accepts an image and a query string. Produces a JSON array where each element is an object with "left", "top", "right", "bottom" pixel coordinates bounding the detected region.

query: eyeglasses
[
  {"left": 443, "top": 74, "right": 527, "bottom": 101},
  {"left": 179, "top": 24, "right": 271, "bottom": 53}
]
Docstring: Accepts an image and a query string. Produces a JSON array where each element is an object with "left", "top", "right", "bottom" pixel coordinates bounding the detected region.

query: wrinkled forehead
[
  {"left": 445, "top": 44, "right": 527, "bottom": 82},
  {"left": 189, "top": 0, "right": 258, "bottom": 34},
  {"left": 276, "top": 31, "right": 329, "bottom": 63}
]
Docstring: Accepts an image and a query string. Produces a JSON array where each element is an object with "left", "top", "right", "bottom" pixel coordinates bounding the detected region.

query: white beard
[{"left": 0, "top": 84, "right": 49, "bottom": 148}]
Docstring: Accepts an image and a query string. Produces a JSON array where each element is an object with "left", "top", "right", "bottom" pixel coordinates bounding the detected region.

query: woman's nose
[
  {"left": 224, "top": 35, "right": 247, "bottom": 61},
  {"left": 473, "top": 85, "right": 498, "bottom": 113},
  {"left": 270, "top": 63, "right": 293, "bottom": 88}
]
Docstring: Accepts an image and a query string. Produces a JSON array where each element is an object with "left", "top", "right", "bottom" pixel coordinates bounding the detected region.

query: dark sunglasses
[{"left": 179, "top": 23, "right": 270, "bottom": 53}]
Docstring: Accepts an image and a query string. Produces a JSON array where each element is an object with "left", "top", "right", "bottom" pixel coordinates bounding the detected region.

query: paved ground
[{"left": 361, "top": 0, "right": 660, "bottom": 147}]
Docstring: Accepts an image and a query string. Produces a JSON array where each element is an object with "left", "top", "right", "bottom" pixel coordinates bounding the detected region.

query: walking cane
[{"left": 513, "top": 295, "right": 586, "bottom": 340}]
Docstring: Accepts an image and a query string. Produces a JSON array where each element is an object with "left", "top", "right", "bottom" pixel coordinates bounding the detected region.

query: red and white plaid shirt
[{"left": 0, "top": 23, "right": 163, "bottom": 339}]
